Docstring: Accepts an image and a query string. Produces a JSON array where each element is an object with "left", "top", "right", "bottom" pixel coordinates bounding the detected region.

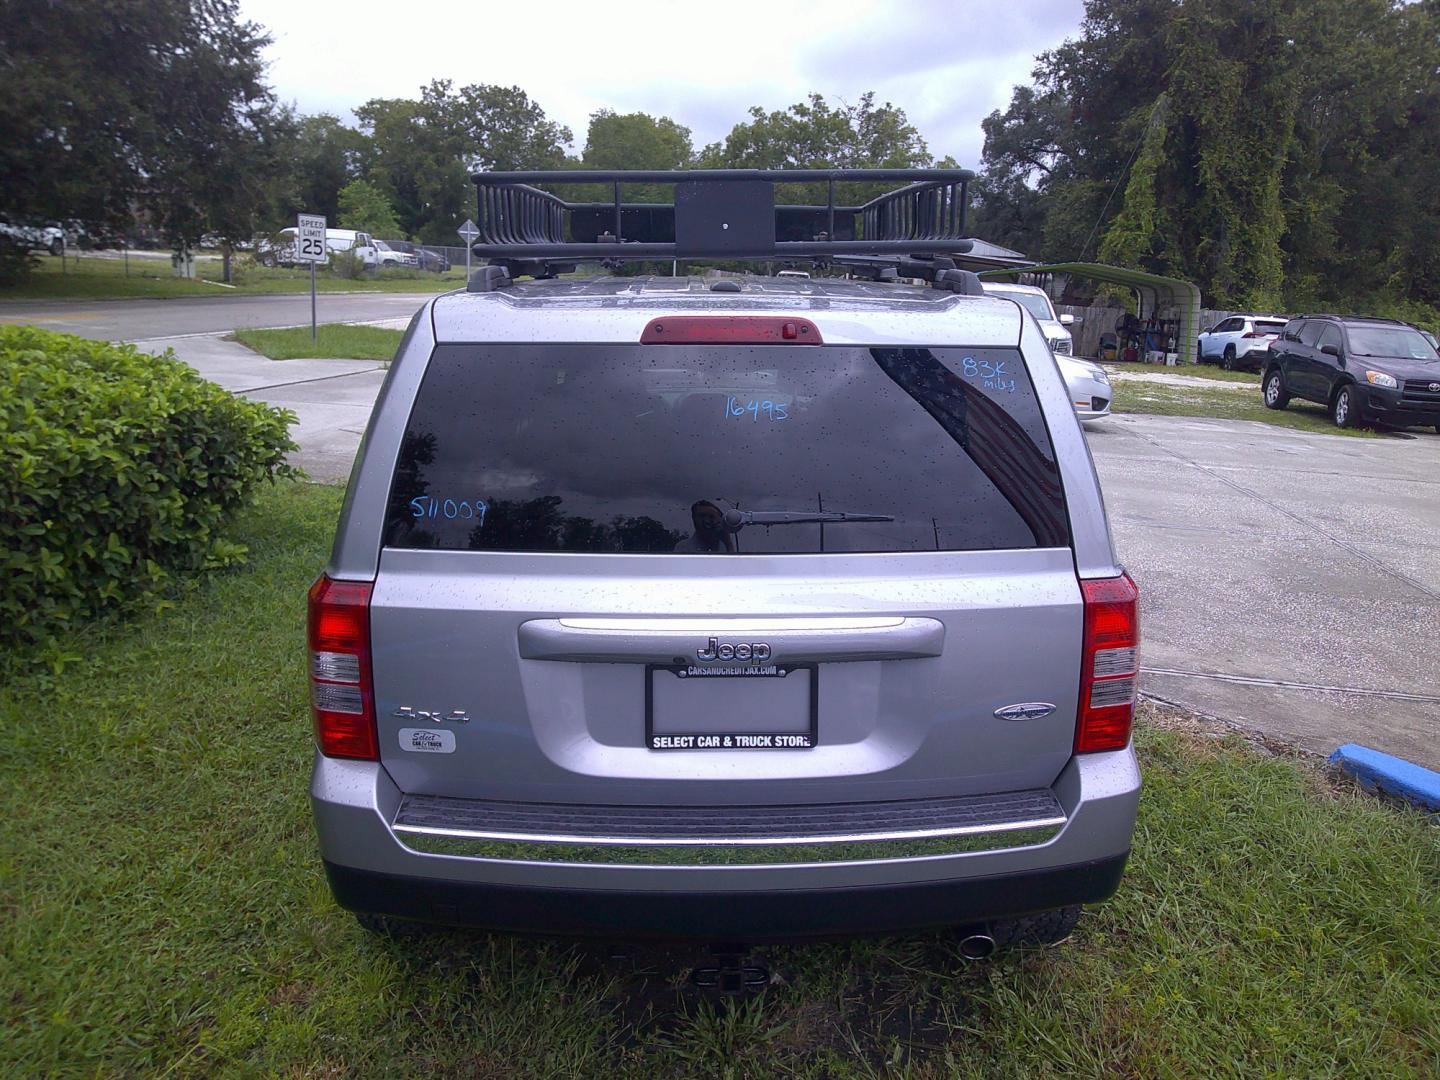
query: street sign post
[
  {"left": 296, "top": 213, "right": 327, "bottom": 342},
  {"left": 458, "top": 218, "right": 480, "bottom": 283}
]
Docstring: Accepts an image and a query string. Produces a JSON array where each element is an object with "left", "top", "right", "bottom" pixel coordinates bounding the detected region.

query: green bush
[
  {"left": 328, "top": 249, "right": 367, "bottom": 280},
  {"left": 0, "top": 327, "right": 299, "bottom": 662}
]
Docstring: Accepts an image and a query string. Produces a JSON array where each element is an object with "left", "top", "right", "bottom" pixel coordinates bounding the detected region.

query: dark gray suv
[
  {"left": 1263, "top": 314, "right": 1440, "bottom": 430},
  {"left": 306, "top": 172, "right": 1141, "bottom": 948}
]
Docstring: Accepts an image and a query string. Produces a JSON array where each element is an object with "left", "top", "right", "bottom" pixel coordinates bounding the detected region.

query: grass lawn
[
  {"left": 230, "top": 323, "right": 405, "bottom": 361},
  {"left": 3, "top": 481, "right": 1437, "bottom": 1076},
  {"left": 1105, "top": 360, "right": 1262, "bottom": 386},
  {"left": 1109, "top": 379, "right": 1385, "bottom": 438},
  {"left": 0, "top": 253, "right": 466, "bottom": 301}
]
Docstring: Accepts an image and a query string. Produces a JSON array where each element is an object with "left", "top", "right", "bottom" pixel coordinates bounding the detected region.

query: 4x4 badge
[{"left": 994, "top": 702, "right": 1056, "bottom": 722}]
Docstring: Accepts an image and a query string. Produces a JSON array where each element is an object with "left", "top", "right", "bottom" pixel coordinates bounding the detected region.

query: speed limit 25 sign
[{"left": 295, "top": 214, "right": 326, "bottom": 263}]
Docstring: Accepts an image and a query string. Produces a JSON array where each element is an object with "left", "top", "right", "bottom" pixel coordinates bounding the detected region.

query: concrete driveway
[
  {"left": 1089, "top": 414, "right": 1440, "bottom": 769},
  {"left": 116, "top": 324, "right": 1440, "bottom": 771}
]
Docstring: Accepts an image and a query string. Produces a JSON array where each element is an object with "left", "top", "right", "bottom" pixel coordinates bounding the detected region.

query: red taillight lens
[
  {"left": 307, "top": 574, "right": 377, "bottom": 760},
  {"left": 640, "top": 316, "right": 822, "bottom": 344},
  {"left": 1076, "top": 573, "right": 1140, "bottom": 753}
]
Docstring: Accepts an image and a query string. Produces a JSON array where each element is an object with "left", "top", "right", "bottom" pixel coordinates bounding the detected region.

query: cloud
[{"left": 241, "top": 0, "right": 1081, "bottom": 164}]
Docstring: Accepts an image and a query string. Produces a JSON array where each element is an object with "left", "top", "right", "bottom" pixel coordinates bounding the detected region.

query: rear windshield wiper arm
[{"left": 721, "top": 507, "right": 894, "bottom": 528}]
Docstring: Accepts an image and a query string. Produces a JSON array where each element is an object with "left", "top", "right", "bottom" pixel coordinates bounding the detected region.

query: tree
[
  {"left": 699, "top": 93, "right": 932, "bottom": 204},
  {"left": 337, "top": 180, "right": 402, "bottom": 237},
  {"left": 273, "top": 114, "right": 372, "bottom": 226},
  {"left": 0, "top": 0, "right": 289, "bottom": 258},
  {"left": 979, "top": 0, "right": 1440, "bottom": 318},
  {"left": 572, "top": 110, "right": 693, "bottom": 201},
  {"left": 357, "top": 80, "right": 572, "bottom": 243}
]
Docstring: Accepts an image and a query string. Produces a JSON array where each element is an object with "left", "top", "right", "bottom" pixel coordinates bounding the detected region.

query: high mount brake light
[
  {"left": 640, "top": 316, "right": 823, "bottom": 345},
  {"left": 307, "top": 575, "right": 378, "bottom": 760},
  {"left": 1076, "top": 573, "right": 1140, "bottom": 754}
]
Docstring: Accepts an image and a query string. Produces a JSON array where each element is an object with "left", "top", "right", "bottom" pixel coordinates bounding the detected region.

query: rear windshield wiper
[{"left": 720, "top": 507, "right": 894, "bottom": 528}]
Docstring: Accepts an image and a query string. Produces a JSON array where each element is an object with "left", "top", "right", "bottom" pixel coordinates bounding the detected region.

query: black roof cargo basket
[{"left": 470, "top": 169, "right": 975, "bottom": 266}]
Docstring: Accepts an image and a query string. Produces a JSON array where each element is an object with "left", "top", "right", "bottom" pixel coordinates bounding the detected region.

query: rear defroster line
[{"left": 1142, "top": 666, "right": 1440, "bottom": 705}]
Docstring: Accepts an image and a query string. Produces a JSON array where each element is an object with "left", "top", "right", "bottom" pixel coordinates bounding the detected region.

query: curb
[{"left": 1328, "top": 743, "right": 1440, "bottom": 813}]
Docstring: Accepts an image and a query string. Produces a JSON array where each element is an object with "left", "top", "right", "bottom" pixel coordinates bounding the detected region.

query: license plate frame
[{"left": 645, "top": 662, "right": 819, "bottom": 751}]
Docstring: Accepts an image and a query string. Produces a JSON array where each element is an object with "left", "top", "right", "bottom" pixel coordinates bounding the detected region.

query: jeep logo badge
[
  {"left": 696, "top": 637, "right": 772, "bottom": 662},
  {"left": 994, "top": 702, "right": 1057, "bottom": 722}
]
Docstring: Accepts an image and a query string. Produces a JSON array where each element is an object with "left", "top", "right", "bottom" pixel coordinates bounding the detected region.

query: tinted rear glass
[
  {"left": 385, "top": 344, "right": 1069, "bottom": 554},
  {"left": 1255, "top": 321, "right": 1286, "bottom": 334}
]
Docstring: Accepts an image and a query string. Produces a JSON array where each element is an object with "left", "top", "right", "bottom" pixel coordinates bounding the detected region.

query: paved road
[
  {"left": 1089, "top": 415, "right": 1440, "bottom": 768},
  {"left": 0, "top": 291, "right": 435, "bottom": 341},
  {"left": 14, "top": 292, "right": 1439, "bottom": 770}
]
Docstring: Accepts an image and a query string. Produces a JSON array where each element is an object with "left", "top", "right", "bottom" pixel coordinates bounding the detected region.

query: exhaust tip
[{"left": 958, "top": 933, "right": 997, "bottom": 960}]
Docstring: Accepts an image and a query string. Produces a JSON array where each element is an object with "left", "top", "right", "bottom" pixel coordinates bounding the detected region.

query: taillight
[
  {"left": 640, "top": 316, "right": 822, "bottom": 344},
  {"left": 307, "top": 574, "right": 377, "bottom": 760},
  {"left": 1076, "top": 573, "right": 1140, "bottom": 753}
]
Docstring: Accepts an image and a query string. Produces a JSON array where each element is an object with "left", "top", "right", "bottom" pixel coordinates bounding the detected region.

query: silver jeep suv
[{"left": 308, "top": 171, "right": 1140, "bottom": 946}]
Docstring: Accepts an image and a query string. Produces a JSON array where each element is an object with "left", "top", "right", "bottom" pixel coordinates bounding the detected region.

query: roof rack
[{"left": 469, "top": 169, "right": 975, "bottom": 275}]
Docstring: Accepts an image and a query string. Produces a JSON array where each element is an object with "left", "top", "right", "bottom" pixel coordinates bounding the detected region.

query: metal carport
[{"left": 978, "top": 262, "right": 1203, "bottom": 365}]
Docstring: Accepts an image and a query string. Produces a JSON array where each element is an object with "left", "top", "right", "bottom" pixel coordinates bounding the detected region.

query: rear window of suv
[{"left": 384, "top": 344, "right": 1070, "bottom": 554}]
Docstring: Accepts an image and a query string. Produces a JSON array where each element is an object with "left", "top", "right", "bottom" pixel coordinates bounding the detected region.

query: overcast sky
[{"left": 239, "top": 0, "right": 1083, "bottom": 167}]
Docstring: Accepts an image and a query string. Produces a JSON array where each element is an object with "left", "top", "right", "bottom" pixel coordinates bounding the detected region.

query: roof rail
[{"left": 469, "top": 169, "right": 975, "bottom": 273}]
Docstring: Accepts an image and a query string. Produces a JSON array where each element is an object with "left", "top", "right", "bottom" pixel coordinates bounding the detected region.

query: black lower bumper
[
  {"left": 323, "top": 853, "right": 1130, "bottom": 940},
  {"left": 1361, "top": 387, "right": 1440, "bottom": 425}
]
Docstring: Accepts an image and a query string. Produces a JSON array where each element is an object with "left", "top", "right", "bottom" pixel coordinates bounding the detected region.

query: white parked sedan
[{"left": 1057, "top": 354, "right": 1112, "bottom": 424}]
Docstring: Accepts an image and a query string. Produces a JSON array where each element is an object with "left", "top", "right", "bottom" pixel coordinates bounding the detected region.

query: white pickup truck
[{"left": 260, "top": 228, "right": 380, "bottom": 270}]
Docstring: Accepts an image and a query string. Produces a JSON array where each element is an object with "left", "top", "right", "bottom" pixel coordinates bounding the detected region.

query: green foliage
[
  {"left": 327, "top": 248, "right": 368, "bottom": 280},
  {"left": 699, "top": 92, "right": 933, "bottom": 204},
  {"left": 0, "top": 0, "right": 291, "bottom": 256},
  {"left": 336, "top": 179, "right": 401, "bottom": 237},
  {"left": 0, "top": 237, "right": 38, "bottom": 286},
  {"left": 357, "top": 80, "right": 572, "bottom": 244},
  {"left": 0, "top": 327, "right": 298, "bottom": 662},
  {"left": 567, "top": 110, "right": 695, "bottom": 203},
  {"left": 273, "top": 112, "right": 372, "bottom": 226},
  {"left": 981, "top": 0, "right": 1440, "bottom": 315}
]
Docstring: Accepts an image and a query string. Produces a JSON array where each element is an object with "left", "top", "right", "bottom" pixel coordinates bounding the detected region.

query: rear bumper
[
  {"left": 323, "top": 851, "right": 1129, "bottom": 939},
  {"left": 311, "top": 747, "right": 1140, "bottom": 937}
]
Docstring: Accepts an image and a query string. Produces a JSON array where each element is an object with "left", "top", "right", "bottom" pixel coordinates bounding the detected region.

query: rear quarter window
[{"left": 384, "top": 344, "right": 1070, "bottom": 554}]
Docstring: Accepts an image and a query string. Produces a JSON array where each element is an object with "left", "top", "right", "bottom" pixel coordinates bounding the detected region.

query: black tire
[
  {"left": 1332, "top": 383, "right": 1359, "bottom": 429},
  {"left": 990, "top": 905, "right": 1082, "bottom": 950},
  {"left": 1195, "top": 342, "right": 1204, "bottom": 364},
  {"left": 48, "top": 237, "right": 63, "bottom": 257},
  {"left": 1263, "top": 367, "right": 1290, "bottom": 410},
  {"left": 1222, "top": 346, "right": 1236, "bottom": 372}
]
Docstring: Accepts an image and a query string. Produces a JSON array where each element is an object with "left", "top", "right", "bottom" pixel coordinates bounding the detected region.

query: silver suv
[{"left": 307, "top": 171, "right": 1140, "bottom": 948}]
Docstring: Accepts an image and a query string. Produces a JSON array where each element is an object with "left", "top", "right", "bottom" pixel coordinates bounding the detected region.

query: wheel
[
  {"left": 1263, "top": 368, "right": 1290, "bottom": 410},
  {"left": 1332, "top": 383, "right": 1359, "bottom": 428},
  {"left": 990, "top": 905, "right": 1082, "bottom": 950},
  {"left": 48, "top": 237, "right": 63, "bottom": 257},
  {"left": 1196, "top": 342, "right": 1204, "bottom": 364},
  {"left": 1222, "top": 346, "right": 1236, "bottom": 371}
]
